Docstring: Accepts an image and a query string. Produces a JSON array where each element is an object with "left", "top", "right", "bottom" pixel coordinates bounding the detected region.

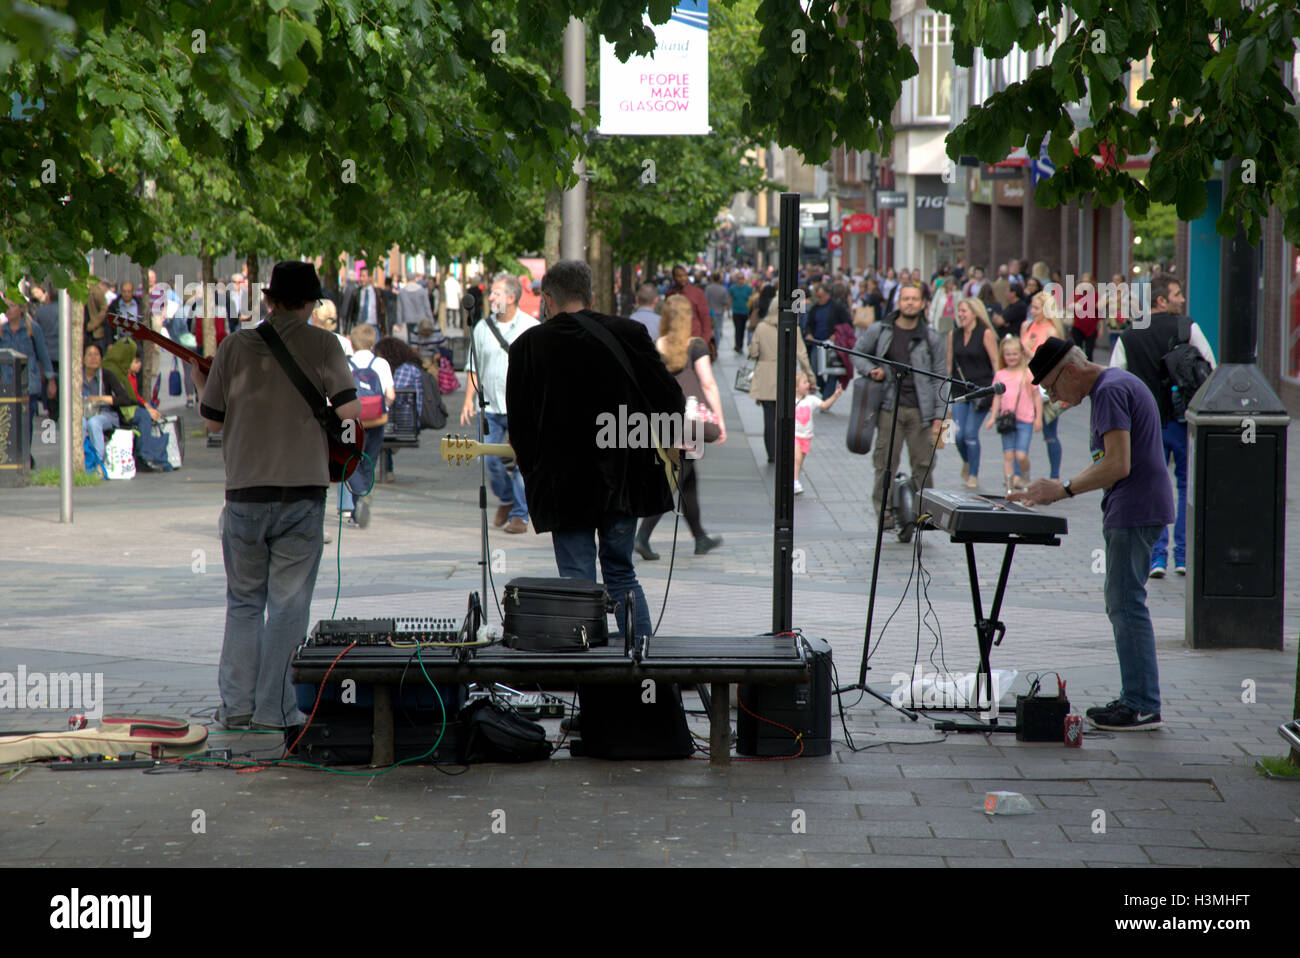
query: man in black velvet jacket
[{"left": 506, "top": 259, "right": 684, "bottom": 639}]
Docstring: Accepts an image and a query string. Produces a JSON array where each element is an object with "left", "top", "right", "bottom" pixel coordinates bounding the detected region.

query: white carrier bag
[{"left": 104, "top": 428, "right": 136, "bottom": 480}]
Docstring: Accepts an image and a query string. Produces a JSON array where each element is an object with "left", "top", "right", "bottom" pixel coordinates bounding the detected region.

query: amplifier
[
  {"left": 736, "top": 637, "right": 833, "bottom": 758},
  {"left": 308, "top": 616, "right": 462, "bottom": 646}
]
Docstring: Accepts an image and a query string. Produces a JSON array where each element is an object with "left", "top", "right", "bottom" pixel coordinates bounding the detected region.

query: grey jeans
[{"left": 219, "top": 496, "right": 325, "bottom": 726}]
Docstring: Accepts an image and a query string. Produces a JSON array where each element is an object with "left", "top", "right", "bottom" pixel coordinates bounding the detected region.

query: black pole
[
  {"left": 773, "top": 193, "right": 799, "bottom": 634},
  {"left": 1218, "top": 157, "right": 1258, "bottom": 365}
]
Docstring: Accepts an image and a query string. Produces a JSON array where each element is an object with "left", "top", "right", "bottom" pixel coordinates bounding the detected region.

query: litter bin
[
  {"left": 0, "top": 348, "right": 29, "bottom": 486},
  {"left": 1185, "top": 363, "right": 1290, "bottom": 650}
]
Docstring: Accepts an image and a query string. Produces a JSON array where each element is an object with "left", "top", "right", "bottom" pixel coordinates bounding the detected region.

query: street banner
[
  {"left": 843, "top": 213, "right": 876, "bottom": 234},
  {"left": 827, "top": 230, "right": 843, "bottom": 251},
  {"left": 598, "top": 0, "right": 710, "bottom": 135}
]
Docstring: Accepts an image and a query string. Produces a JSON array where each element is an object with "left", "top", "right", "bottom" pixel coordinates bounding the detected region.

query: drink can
[{"left": 1064, "top": 713, "right": 1082, "bottom": 747}]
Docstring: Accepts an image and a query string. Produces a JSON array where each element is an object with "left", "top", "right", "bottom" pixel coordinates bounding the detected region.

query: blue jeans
[
  {"left": 1151, "top": 420, "right": 1187, "bottom": 567},
  {"left": 551, "top": 513, "right": 651, "bottom": 639},
  {"left": 485, "top": 411, "right": 527, "bottom": 521},
  {"left": 1041, "top": 415, "right": 1062, "bottom": 478},
  {"left": 220, "top": 497, "right": 325, "bottom": 726},
  {"left": 83, "top": 410, "right": 118, "bottom": 461},
  {"left": 1103, "top": 525, "right": 1163, "bottom": 714},
  {"left": 127, "top": 407, "right": 170, "bottom": 464},
  {"left": 951, "top": 403, "right": 989, "bottom": 477},
  {"left": 339, "top": 419, "right": 384, "bottom": 512}
]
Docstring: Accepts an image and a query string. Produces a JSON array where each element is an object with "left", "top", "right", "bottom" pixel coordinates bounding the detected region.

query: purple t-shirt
[{"left": 1088, "top": 367, "right": 1175, "bottom": 529}]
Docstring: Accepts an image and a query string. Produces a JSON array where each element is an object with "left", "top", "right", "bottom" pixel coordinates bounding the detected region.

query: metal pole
[
  {"left": 772, "top": 193, "right": 800, "bottom": 634},
  {"left": 561, "top": 17, "right": 587, "bottom": 262},
  {"left": 58, "top": 289, "right": 72, "bottom": 522},
  {"left": 1218, "top": 157, "right": 1258, "bottom": 365}
]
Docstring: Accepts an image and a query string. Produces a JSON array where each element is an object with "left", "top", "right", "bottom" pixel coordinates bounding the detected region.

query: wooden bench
[{"left": 293, "top": 634, "right": 812, "bottom": 768}]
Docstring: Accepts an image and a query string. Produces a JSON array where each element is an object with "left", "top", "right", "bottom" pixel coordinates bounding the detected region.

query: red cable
[{"left": 283, "top": 642, "right": 356, "bottom": 759}]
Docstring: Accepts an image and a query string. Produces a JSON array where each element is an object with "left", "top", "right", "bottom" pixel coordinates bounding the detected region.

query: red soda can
[{"left": 1064, "top": 714, "right": 1082, "bottom": 747}]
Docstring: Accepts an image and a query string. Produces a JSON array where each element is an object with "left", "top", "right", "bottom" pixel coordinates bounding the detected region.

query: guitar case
[
  {"left": 845, "top": 375, "right": 879, "bottom": 454},
  {"left": 502, "top": 577, "right": 611, "bottom": 651},
  {"left": 0, "top": 715, "right": 208, "bottom": 764}
]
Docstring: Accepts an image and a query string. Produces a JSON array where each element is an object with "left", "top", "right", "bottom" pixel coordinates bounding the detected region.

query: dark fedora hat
[
  {"left": 264, "top": 261, "right": 323, "bottom": 304},
  {"left": 1029, "top": 335, "right": 1074, "bottom": 385}
]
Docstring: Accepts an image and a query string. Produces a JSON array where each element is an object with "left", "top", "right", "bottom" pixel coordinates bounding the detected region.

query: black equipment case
[
  {"left": 502, "top": 577, "right": 611, "bottom": 651},
  {"left": 569, "top": 683, "right": 695, "bottom": 760}
]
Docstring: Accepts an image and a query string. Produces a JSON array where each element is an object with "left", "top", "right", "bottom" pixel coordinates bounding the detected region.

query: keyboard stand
[{"left": 931, "top": 540, "right": 1024, "bottom": 734}]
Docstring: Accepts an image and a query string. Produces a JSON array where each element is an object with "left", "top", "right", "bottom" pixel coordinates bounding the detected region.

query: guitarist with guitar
[{"left": 188, "top": 261, "right": 363, "bottom": 732}]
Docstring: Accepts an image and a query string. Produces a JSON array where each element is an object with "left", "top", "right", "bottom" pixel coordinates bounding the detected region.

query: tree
[{"left": 743, "top": 0, "right": 1300, "bottom": 244}]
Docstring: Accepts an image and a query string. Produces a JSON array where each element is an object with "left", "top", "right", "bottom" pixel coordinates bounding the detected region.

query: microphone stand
[{"left": 808, "top": 333, "right": 982, "bottom": 718}]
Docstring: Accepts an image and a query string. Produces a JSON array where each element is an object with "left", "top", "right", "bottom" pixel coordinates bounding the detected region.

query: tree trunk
[
  {"left": 436, "top": 265, "right": 448, "bottom": 331},
  {"left": 200, "top": 253, "right": 217, "bottom": 359},
  {"left": 543, "top": 188, "right": 562, "bottom": 270},
  {"left": 618, "top": 222, "right": 633, "bottom": 316},
  {"left": 245, "top": 254, "right": 260, "bottom": 324}
]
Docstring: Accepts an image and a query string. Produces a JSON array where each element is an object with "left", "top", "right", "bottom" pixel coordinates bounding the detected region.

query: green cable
[{"left": 329, "top": 450, "right": 374, "bottom": 619}]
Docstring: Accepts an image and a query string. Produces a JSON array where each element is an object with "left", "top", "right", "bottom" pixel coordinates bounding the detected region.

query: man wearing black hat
[
  {"left": 191, "top": 261, "right": 362, "bottom": 731},
  {"left": 1009, "top": 337, "right": 1173, "bottom": 731}
]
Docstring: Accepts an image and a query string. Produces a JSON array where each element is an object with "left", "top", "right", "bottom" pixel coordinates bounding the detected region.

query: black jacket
[
  {"left": 1119, "top": 311, "right": 1201, "bottom": 425},
  {"left": 506, "top": 309, "right": 685, "bottom": 533}
]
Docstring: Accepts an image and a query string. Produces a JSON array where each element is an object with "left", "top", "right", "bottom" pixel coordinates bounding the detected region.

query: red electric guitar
[{"left": 106, "top": 314, "right": 365, "bottom": 481}]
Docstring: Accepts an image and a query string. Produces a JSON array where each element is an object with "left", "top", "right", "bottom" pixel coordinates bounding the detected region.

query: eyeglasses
[{"left": 1042, "top": 366, "right": 1066, "bottom": 398}]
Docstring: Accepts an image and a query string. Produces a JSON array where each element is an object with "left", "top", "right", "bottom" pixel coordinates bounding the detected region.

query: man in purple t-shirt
[{"left": 1009, "top": 337, "right": 1174, "bottom": 731}]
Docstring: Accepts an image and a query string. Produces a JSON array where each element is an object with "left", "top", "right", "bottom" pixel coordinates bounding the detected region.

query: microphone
[{"left": 954, "top": 381, "right": 1005, "bottom": 403}]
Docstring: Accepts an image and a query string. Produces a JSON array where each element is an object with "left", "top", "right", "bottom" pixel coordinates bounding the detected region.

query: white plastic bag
[
  {"left": 160, "top": 419, "right": 182, "bottom": 469},
  {"left": 105, "top": 429, "right": 136, "bottom": 480}
]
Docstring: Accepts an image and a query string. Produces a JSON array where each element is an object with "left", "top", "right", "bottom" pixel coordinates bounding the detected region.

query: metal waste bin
[
  {"left": 1185, "top": 364, "right": 1289, "bottom": 649},
  {"left": 0, "top": 348, "right": 29, "bottom": 486}
]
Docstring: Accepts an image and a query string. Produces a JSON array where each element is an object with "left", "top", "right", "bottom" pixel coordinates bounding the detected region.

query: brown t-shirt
[{"left": 200, "top": 311, "right": 357, "bottom": 497}]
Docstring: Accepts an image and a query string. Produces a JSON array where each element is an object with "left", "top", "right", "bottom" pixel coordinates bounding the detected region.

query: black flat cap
[{"left": 1029, "top": 336, "right": 1074, "bottom": 385}]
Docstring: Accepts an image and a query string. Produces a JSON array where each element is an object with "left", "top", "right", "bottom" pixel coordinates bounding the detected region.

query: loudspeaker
[
  {"left": 569, "top": 683, "right": 695, "bottom": 759},
  {"left": 736, "top": 637, "right": 832, "bottom": 757}
]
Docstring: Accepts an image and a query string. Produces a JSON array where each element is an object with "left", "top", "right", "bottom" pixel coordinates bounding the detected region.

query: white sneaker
[{"left": 793, "top": 479, "right": 804, "bottom": 495}]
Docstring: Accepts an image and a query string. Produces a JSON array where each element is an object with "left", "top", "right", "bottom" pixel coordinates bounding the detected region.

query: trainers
[
  {"left": 1087, "top": 701, "right": 1162, "bottom": 731},
  {"left": 793, "top": 479, "right": 804, "bottom": 495},
  {"left": 1149, "top": 563, "right": 1166, "bottom": 579},
  {"left": 353, "top": 498, "right": 371, "bottom": 528},
  {"left": 1085, "top": 698, "right": 1123, "bottom": 721},
  {"left": 215, "top": 709, "right": 252, "bottom": 730},
  {"left": 1174, "top": 564, "right": 1186, "bottom": 576},
  {"left": 504, "top": 517, "right": 528, "bottom": 534}
]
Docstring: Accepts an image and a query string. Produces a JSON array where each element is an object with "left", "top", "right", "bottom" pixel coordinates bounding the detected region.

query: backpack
[
  {"left": 419, "top": 367, "right": 448, "bottom": 430},
  {"left": 349, "top": 356, "right": 388, "bottom": 424},
  {"left": 1161, "top": 318, "right": 1212, "bottom": 421}
]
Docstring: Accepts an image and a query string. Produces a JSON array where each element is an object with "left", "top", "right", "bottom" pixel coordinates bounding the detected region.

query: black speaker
[
  {"left": 569, "top": 683, "right": 695, "bottom": 759},
  {"left": 736, "top": 637, "right": 832, "bottom": 757}
]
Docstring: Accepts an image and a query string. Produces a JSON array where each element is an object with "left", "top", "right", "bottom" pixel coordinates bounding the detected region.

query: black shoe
[
  {"left": 1087, "top": 701, "right": 1162, "bottom": 731},
  {"left": 353, "top": 497, "right": 370, "bottom": 528},
  {"left": 1085, "top": 699, "right": 1122, "bottom": 721},
  {"left": 694, "top": 535, "right": 722, "bottom": 555},
  {"left": 633, "top": 537, "right": 659, "bottom": 560}
]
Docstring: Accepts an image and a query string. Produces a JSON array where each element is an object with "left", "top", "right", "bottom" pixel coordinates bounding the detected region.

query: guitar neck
[
  {"left": 440, "top": 436, "right": 514, "bottom": 464},
  {"left": 107, "top": 316, "right": 211, "bottom": 373}
]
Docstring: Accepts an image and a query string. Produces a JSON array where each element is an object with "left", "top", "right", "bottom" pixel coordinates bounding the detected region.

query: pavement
[{"left": 2, "top": 338, "right": 1299, "bottom": 870}]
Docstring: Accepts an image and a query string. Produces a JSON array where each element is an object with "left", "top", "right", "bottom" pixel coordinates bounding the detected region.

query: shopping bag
[
  {"left": 105, "top": 429, "right": 136, "bottom": 480},
  {"left": 159, "top": 419, "right": 183, "bottom": 469}
]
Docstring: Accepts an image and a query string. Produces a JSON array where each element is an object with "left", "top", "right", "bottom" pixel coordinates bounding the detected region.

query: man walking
[
  {"left": 344, "top": 266, "right": 386, "bottom": 334},
  {"left": 852, "top": 284, "right": 946, "bottom": 528},
  {"left": 461, "top": 273, "right": 538, "bottom": 534},
  {"left": 1109, "top": 275, "right": 1215, "bottom": 578},
  {"left": 506, "top": 259, "right": 683, "bottom": 640},
  {"left": 1011, "top": 338, "right": 1173, "bottom": 731},
  {"left": 704, "top": 271, "right": 729, "bottom": 348},
  {"left": 629, "top": 283, "right": 661, "bottom": 339},
  {"left": 192, "top": 262, "right": 361, "bottom": 731}
]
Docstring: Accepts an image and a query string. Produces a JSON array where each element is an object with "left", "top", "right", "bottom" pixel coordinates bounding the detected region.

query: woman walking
[
  {"left": 1019, "top": 290, "right": 1068, "bottom": 479},
  {"left": 948, "top": 297, "right": 999, "bottom": 489},
  {"left": 748, "top": 296, "right": 816, "bottom": 464},
  {"left": 634, "top": 295, "right": 725, "bottom": 559}
]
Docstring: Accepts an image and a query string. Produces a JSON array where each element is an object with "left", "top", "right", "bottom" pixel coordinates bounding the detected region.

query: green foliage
[
  {"left": 1256, "top": 755, "right": 1300, "bottom": 777},
  {"left": 934, "top": 0, "right": 1300, "bottom": 243},
  {"left": 28, "top": 467, "right": 104, "bottom": 486}
]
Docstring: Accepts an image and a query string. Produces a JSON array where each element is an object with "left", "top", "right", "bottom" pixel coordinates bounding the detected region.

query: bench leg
[
  {"left": 372, "top": 684, "right": 395, "bottom": 766},
  {"left": 709, "top": 681, "right": 730, "bottom": 768}
]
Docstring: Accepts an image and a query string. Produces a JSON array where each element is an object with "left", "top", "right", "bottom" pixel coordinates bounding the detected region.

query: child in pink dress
[{"left": 794, "top": 371, "right": 843, "bottom": 494}]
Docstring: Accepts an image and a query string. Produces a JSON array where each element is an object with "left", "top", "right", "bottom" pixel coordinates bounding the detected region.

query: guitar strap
[
  {"left": 484, "top": 316, "right": 511, "bottom": 353},
  {"left": 571, "top": 312, "right": 678, "bottom": 493},
  {"left": 255, "top": 322, "right": 352, "bottom": 453}
]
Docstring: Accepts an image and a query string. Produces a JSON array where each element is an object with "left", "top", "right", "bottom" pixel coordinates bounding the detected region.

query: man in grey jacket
[{"left": 852, "top": 284, "right": 947, "bottom": 529}]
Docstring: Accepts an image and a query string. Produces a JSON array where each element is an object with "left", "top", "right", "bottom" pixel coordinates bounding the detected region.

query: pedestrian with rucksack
[
  {"left": 343, "top": 323, "right": 395, "bottom": 528},
  {"left": 1109, "top": 275, "right": 1215, "bottom": 579}
]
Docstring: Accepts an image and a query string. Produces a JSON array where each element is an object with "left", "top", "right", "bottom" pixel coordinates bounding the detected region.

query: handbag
[
  {"left": 734, "top": 360, "right": 755, "bottom": 393},
  {"left": 995, "top": 411, "right": 1017, "bottom": 434},
  {"left": 436, "top": 354, "right": 461, "bottom": 393},
  {"left": 675, "top": 350, "right": 720, "bottom": 444}
]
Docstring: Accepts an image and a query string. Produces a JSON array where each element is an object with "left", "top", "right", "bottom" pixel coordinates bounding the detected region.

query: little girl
[
  {"left": 794, "top": 371, "right": 843, "bottom": 494},
  {"left": 983, "top": 336, "right": 1041, "bottom": 495}
]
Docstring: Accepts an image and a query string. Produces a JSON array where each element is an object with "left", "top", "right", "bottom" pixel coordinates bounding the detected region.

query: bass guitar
[{"left": 107, "top": 314, "right": 365, "bottom": 481}]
